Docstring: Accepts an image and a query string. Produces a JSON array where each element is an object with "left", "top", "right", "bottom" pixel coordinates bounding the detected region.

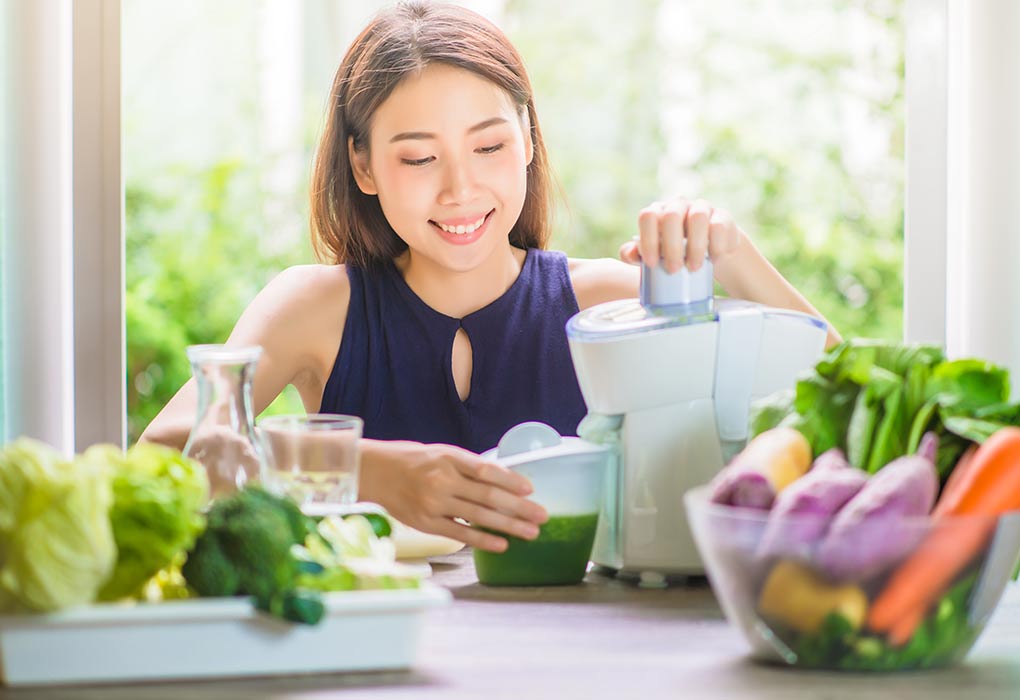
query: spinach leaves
[{"left": 750, "top": 340, "right": 1019, "bottom": 479}]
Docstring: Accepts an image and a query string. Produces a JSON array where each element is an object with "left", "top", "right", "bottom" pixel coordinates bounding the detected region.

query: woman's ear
[{"left": 348, "top": 137, "right": 378, "bottom": 195}]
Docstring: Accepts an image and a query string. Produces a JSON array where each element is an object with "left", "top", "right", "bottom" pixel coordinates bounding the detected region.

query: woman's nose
[{"left": 438, "top": 158, "right": 478, "bottom": 204}]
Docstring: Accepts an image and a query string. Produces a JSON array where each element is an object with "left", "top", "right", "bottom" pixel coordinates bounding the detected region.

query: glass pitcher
[{"left": 182, "top": 344, "right": 266, "bottom": 498}]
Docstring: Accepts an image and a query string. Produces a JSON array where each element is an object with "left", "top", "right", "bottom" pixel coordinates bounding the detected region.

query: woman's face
[{"left": 350, "top": 63, "right": 533, "bottom": 273}]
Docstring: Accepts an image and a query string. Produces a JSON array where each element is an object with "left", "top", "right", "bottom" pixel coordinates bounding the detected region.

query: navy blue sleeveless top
[{"left": 318, "top": 248, "right": 588, "bottom": 454}]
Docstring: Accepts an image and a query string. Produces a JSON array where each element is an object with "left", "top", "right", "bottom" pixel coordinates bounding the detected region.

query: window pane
[
  {"left": 124, "top": 0, "right": 904, "bottom": 441},
  {"left": 123, "top": 0, "right": 313, "bottom": 442},
  {"left": 509, "top": 0, "right": 904, "bottom": 339}
]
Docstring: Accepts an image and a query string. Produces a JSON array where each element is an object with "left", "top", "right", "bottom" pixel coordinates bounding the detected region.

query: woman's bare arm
[
  {"left": 711, "top": 232, "right": 842, "bottom": 349},
  {"left": 139, "top": 264, "right": 350, "bottom": 449}
]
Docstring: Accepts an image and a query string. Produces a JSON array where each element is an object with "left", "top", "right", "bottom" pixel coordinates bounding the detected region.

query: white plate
[
  {"left": 390, "top": 520, "right": 466, "bottom": 560},
  {"left": 0, "top": 585, "right": 451, "bottom": 687}
]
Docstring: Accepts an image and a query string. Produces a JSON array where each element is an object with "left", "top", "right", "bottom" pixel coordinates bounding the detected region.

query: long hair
[{"left": 309, "top": 1, "right": 554, "bottom": 267}]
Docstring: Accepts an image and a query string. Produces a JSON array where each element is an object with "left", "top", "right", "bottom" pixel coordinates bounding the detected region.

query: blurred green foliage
[
  {"left": 125, "top": 0, "right": 904, "bottom": 443},
  {"left": 125, "top": 163, "right": 307, "bottom": 442},
  {"left": 508, "top": 0, "right": 905, "bottom": 342}
]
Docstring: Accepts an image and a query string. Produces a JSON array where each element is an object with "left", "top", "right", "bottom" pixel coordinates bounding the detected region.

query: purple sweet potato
[
  {"left": 757, "top": 448, "right": 868, "bottom": 560},
  {"left": 709, "top": 466, "right": 775, "bottom": 510},
  {"left": 815, "top": 433, "right": 940, "bottom": 582},
  {"left": 709, "top": 428, "right": 814, "bottom": 509}
]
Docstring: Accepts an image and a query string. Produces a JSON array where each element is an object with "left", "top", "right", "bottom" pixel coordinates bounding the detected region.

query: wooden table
[{"left": 4, "top": 550, "right": 1020, "bottom": 699}]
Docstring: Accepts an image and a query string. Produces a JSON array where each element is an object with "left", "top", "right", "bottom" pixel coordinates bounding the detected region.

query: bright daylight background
[{"left": 123, "top": 0, "right": 905, "bottom": 443}]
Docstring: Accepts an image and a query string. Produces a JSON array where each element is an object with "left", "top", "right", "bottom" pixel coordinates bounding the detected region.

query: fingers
[
  {"left": 456, "top": 457, "right": 534, "bottom": 497},
  {"left": 706, "top": 207, "right": 744, "bottom": 259},
  {"left": 426, "top": 517, "right": 511, "bottom": 553},
  {"left": 619, "top": 239, "right": 641, "bottom": 265},
  {"left": 637, "top": 204, "right": 662, "bottom": 268},
  {"left": 392, "top": 447, "right": 555, "bottom": 553},
  {"left": 659, "top": 204, "right": 686, "bottom": 274},
  {"left": 452, "top": 457, "right": 548, "bottom": 532},
  {"left": 685, "top": 200, "right": 713, "bottom": 271},
  {"left": 453, "top": 497, "right": 541, "bottom": 541},
  {"left": 456, "top": 476, "right": 548, "bottom": 525},
  {"left": 627, "top": 196, "right": 720, "bottom": 272}
]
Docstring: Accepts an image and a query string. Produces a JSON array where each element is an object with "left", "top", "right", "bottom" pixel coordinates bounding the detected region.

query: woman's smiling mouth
[{"left": 429, "top": 209, "right": 495, "bottom": 244}]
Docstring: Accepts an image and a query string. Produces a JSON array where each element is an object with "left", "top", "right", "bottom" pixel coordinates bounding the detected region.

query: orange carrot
[
  {"left": 868, "top": 427, "right": 1020, "bottom": 636},
  {"left": 932, "top": 443, "right": 979, "bottom": 517},
  {"left": 886, "top": 604, "right": 926, "bottom": 648},
  {"left": 868, "top": 517, "right": 994, "bottom": 633},
  {"left": 937, "top": 427, "right": 1020, "bottom": 516}
]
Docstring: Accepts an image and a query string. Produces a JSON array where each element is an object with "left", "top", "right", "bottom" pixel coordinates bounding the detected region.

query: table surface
[{"left": 4, "top": 549, "right": 1020, "bottom": 700}]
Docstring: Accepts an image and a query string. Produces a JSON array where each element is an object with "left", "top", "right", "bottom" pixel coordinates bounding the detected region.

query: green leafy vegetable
[
  {"left": 82, "top": 442, "right": 209, "bottom": 601},
  {"left": 750, "top": 339, "right": 1020, "bottom": 479},
  {"left": 296, "top": 515, "right": 420, "bottom": 592},
  {"left": 181, "top": 489, "right": 420, "bottom": 625},
  {"left": 354, "top": 512, "right": 393, "bottom": 539},
  {"left": 181, "top": 487, "right": 321, "bottom": 623},
  {"left": 0, "top": 439, "right": 116, "bottom": 612}
]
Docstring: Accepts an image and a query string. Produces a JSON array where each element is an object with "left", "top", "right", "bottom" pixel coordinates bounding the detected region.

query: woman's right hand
[{"left": 358, "top": 439, "right": 548, "bottom": 552}]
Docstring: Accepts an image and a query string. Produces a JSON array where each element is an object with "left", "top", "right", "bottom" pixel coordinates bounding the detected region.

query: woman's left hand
[{"left": 619, "top": 197, "right": 746, "bottom": 273}]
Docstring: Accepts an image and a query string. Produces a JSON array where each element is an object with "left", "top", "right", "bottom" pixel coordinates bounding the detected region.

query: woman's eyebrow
[{"left": 389, "top": 116, "right": 509, "bottom": 143}]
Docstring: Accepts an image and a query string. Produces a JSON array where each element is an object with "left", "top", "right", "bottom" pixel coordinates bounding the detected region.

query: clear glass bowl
[{"left": 684, "top": 484, "right": 1020, "bottom": 671}]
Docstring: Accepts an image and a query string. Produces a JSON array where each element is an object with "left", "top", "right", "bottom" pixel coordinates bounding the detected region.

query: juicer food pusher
[{"left": 565, "top": 258, "right": 827, "bottom": 578}]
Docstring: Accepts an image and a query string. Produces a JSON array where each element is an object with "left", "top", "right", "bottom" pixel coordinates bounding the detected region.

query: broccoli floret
[
  {"left": 234, "top": 486, "right": 316, "bottom": 544},
  {"left": 181, "top": 487, "right": 324, "bottom": 624},
  {"left": 279, "top": 589, "right": 325, "bottom": 625},
  {"left": 180, "top": 532, "right": 240, "bottom": 598}
]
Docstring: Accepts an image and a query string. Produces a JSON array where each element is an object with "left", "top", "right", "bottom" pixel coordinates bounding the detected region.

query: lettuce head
[
  {"left": 82, "top": 442, "right": 209, "bottom": 601},
  {"left": 0, "top": 438, "right": 116, "bottom": 612}
]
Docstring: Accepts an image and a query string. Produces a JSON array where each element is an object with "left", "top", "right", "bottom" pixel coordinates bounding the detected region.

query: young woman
[{"left": 142, "top": 1, "right": 839, "bottom": 552}]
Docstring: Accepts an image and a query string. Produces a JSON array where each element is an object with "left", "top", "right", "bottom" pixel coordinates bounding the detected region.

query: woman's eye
[
  {"left": 401, "top": 156, "right": 434, "bottom": 166},
  {"left": 477, "top": 143, "right": 505, "bottom": 155}
]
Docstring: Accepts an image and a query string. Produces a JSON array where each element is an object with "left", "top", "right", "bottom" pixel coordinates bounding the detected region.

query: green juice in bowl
[
  {"left": 475, "top": 421, "right": 610, "bottom": 587},
  {"left": 474, "top": 512, "right": 599, "bottom": 586}
]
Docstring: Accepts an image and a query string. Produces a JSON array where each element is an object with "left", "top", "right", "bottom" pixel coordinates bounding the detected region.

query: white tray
[{"left": 0, "top": 584, "right": 451, "bottom": 687}]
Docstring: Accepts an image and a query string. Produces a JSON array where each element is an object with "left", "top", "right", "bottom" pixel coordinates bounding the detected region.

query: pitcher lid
[{"left": 482, "top": 422, "right": 608, "bottom": 470}]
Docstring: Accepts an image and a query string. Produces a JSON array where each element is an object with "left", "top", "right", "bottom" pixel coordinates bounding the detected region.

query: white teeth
[{"left": 437, "top": 214, "right": 486, "bottom": 235}]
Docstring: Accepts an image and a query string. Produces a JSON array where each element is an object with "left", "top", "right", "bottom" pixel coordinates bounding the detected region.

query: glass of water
[{"left": 259, "top": 414, "right": 363, "bottom": 513}]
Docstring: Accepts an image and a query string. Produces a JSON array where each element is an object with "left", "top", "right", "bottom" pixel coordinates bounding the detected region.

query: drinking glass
[{"left": 259, "top": 414, "right": 363, "bottom": 512}]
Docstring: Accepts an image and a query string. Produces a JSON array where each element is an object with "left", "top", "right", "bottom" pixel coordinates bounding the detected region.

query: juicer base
[{"left": 591, "top": 563, "right": 710, "bottom": 588}]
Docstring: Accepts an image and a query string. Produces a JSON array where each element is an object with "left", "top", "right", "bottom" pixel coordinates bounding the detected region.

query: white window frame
[
  {"left": 905, "top": 0, "right": 1020, "bottom": 399},
  {"left": 72, "top": 0, "right": 125, "bottom": 450},
  {"left": 903, "top": 0, "right": 948, "bottom": 346},
  {"left": 1, "top": 0, "right": 124, "bottom": 452},
  {"left": 2, "top": 0, "right": 77, "bottom": 452}
]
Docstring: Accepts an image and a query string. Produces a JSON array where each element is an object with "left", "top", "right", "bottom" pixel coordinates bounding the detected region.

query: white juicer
[{"left": 566, "top": 258, "right": 827, "bottom": 578}]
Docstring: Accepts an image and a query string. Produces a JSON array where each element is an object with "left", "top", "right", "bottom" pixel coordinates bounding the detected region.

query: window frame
[
  {"left": 1, "top": 0, "right": 124, "bottom": 451},
  {"left": 73, "top": 0, "right": 126, "bottom": 450},
  {"left": 903, "top": 0, "right": 948, "bottom": 346},
  {"left": 905, "top": 0, "right": 1020, "bottom": 398}
]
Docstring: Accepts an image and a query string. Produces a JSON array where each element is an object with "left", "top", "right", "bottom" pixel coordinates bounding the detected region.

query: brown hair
[{"left": 309, "top": 1, "right": 554, "bottom": 267}]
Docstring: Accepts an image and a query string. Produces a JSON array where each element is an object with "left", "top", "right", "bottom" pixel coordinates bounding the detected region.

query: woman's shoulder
[
  {"left": 248, "top": 263, "right": 352, "bottom": 331},
  {"left": 566, "top": 256, "right": 640, "bottom": 310},
  {"left": 269, "top": 263, "right": 351, "bottom": 298}
]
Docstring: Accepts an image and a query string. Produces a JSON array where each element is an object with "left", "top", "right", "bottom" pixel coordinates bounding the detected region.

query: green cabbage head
[
  {"left": 0, "top": 438, "right": 116, "bottom": 612},
  {"left": 83, "top": 442, "right": 209, "bottom": 601}
]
